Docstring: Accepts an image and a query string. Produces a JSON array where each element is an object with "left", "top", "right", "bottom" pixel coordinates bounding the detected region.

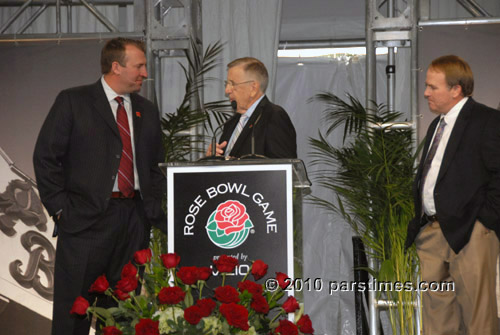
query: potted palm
[{"left": 308, "top": 92, "right": 420, "bottom": 334}]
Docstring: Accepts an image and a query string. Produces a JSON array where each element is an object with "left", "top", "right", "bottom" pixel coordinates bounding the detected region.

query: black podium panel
[{"left": 167, "top": 163, "right": 294, "bottom": 286}]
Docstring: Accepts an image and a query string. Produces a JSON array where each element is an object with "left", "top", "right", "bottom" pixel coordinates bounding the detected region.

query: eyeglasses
[{"left": 224, "top": 80, "right": 254, "bottom": 88}]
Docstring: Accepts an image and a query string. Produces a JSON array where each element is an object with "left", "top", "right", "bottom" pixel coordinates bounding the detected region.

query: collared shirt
[
  {"left": 101, "top": 76, "right": 140, "bottom": 191},
  {"left": 422, "top": 97, "right": 468, "bottom": 215},
  {"left": 226, "top": 94, "right": 265, "bottom": 151}
]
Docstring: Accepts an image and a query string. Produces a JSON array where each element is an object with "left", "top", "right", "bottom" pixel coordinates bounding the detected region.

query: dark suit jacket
[
  {"left": 33, "top": 80, "right": 166, "bottom": 234},
  {"left": 406, "top": 98, "right": 500, "bottom": 253},
  {"left": 219, "top": 96, "right": 297, "bottom": 158}
]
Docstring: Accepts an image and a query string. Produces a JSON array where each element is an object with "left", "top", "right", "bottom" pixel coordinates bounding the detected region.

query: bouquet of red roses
[{"left": 70, "top": 250, "right": 314, "bottom": 335}]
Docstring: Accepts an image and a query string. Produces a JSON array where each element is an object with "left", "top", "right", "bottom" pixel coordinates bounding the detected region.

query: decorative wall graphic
[{"left": 0, "top": 146, "right": 55, "bottom": 319}]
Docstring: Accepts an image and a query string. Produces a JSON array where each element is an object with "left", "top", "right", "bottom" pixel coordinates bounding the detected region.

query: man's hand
[{"left": 206, "top": 141, "right": 227, "bottom": 157}]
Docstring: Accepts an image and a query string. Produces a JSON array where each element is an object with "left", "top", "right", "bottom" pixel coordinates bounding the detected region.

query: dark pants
[{"left": 51, "top": 197, "right": 150, "bottom": 335}]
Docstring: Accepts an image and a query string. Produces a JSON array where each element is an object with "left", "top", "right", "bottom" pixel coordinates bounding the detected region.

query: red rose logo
[
  {"left": 70, "top": 296, "right": 89, "bottom": 315},
  {"left": 89, "top": 275, "right": 109, "bottom": 294},
  {"left": 135, "top": 318, "right": 159, "bottom": 335},
  {"left": 158, "top": 286, "right": 185, "bottom": 305},
  {"left": 214, "top": 200, "right": 250, "bottom": 234},
  {"left": 251, "top": 259, "right": 268, "bottom": 280}
]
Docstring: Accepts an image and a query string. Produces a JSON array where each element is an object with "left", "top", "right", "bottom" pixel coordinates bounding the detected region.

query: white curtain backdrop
[
  {"left": 275, "top": 53, "right": 410, "bottom": 334},
  {"left": 202, "top": 0, "right": 283, "bottom": 103}
]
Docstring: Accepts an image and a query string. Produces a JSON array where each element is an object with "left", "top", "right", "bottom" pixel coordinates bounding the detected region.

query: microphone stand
[
  {"left": 240, "top": 111, "right": 267, "bottom": 160},
  {"left": 198, "top": 101, "right": 237, "bottom": 161}
]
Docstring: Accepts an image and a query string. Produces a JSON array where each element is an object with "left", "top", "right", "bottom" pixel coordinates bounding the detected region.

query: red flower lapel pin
[{"left": 135, "top": 111, "right": 141, "bottom": 118}]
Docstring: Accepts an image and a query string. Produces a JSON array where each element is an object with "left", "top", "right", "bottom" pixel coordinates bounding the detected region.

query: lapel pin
[{"left": 136, "top": 111, "right": 141, "bottom": 118}]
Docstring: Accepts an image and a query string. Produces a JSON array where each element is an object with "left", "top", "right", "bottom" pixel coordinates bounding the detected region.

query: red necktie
[{"left": 115, "top": 96, "right": 134, "bottom": 197}]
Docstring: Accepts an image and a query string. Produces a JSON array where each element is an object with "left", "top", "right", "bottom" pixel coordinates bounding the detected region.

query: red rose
[
  {"left": 198, "top": 266, "right": 212, "bottom": 281},
  {"left": 114, "top": 289, "right": 130, "bottom": 301},
  {"left": 213, "top": 255, "right": 238, "bottom": 273},
  {"left": 177, "top": 266, "right": 199, "bottom": 285},
  {"left": 160, "top": 253, "right": 181, "bottom": 269},
  {"left": 184, "top": 305, "right": 203, "bottom": 325},
  {"left": 282, "top": 296, "right": 300, "bottom": 313},
  {"left": 238, "top": 280, "right": 263, "bottom": 296},
  {"left": 297, "top": 314, "right": 314, "bottom": 334},
  {"left": 134, "top": 248, "right": 152, "bottom": 265},
  {"left": 276, "top": 272, "right": 290, "bottom": 289},
  {"left": 89, "top": 275, "right": 109, "bottom": 294},
  {"left": 250, "top": 294, "right": 269, "bottom": 314},
  {"left": 196, "top": 298, "right": 216, "bottom": 317},
  {"left": 215, "top": 285, "right": 240, "bottom": 303},
  {"left": 275, "top": 319, "right": 298, "bottom": 335},
  {"left": 121, "top": 262, "right": 137, "bottom": 279},
  {"left": 251, "top": 259, "right": 268, "bottom": 280},
  {"left": 116, "top": 277, "right": 138, "bottom": 292},
  {"left": 70, "top": 296, "right": 89, "bottom": 315},
  {"left": 135, "top": 318, "right": 159, "bottom": 335},
  {"left": 102, "top": 326, "right": 123, "bottom": 335},
  {"left": 214, "top": 200, "right": 249, "bottom": 234},
  {"left": 220, "top": 303, "right": 249, "bottom": 331},
  {"left": 158, "top": 286, "right": 185, "bottom": 305}
]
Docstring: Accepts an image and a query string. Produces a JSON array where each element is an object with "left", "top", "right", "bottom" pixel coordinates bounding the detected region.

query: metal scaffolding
[{"left": 0, "top": 0, "right": 203, "bottom": 159}]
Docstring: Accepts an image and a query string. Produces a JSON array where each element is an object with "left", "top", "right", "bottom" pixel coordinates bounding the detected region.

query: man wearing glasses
[{"left": 207, "top": 57, "right": 297, "bottom": 159}]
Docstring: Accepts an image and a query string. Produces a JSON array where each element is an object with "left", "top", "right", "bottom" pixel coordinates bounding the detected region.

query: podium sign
[{"left": 167, "top": 163, "right": 294, "bottom": 285}]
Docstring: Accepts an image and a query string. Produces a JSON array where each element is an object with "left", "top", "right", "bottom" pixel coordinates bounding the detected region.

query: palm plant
[
  {"left": 161, "top": 39, "right": 231, "bottom": 162},
  {"left": 153, "top": 39, "right": 231, "bottom": 254},
  {"left": 308, "top": 92, "right": 420, "bottom": 334}
]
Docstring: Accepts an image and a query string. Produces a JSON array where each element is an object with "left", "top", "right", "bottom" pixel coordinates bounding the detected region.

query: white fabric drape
[
  {"left": 275, "top": 54, "right": 410, "bottom": 334},
  {"left": 202, "top": 0, "right": 283, "bottom": 103}
]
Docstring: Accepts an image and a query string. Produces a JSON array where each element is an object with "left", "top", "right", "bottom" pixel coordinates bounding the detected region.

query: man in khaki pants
[{"left": 405, "top": 55, "right": 500, "bottom": 334}]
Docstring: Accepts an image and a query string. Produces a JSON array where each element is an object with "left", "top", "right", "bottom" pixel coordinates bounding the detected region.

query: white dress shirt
[
  {"left": 101, "top": 76, "right": 140, "bottom": 191},
  {"left": 422, "top": 97, "right": 468, "bottom": 215}
]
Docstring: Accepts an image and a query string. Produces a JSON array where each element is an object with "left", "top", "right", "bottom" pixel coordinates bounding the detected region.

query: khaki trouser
[{"left": 416, "top": 220, "right": 499, "bottom": 335}]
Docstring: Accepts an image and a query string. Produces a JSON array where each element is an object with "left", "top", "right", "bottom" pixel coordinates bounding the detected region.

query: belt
[
  {"left": 424, "top": 214, "right": 439, "bottom": 223},
  {"left": 111, "top": 191, "right": 138, "bottom": 199}
]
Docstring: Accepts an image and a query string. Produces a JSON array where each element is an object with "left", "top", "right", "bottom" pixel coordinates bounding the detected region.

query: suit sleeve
[
  {"left": 33, "top": 90, "right": 72, "bottom": 216},
  {"left": 265, "top": 107, "right": 297, "bottom": 158},
  {"left": 478, "top": 110, "right": 500, "bottom": 229},
  {"left": 151, "top": 108, "right": 166, "bottom": 199}
]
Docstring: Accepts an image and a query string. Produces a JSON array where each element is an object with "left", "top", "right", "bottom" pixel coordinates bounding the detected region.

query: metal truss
[{"left": 0, "top": 0, "right": 203, "bottom": 160}]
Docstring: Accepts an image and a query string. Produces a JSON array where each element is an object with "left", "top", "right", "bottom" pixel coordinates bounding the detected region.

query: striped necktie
[
  {"left": 421, "top": 117, "right": 447, "bottom": 190},
  {"left": 225, "top": 115, "right": 247, "bottom": 157},
  {"left": 115, "top": 96, "right": 134, "bottom": 197}
]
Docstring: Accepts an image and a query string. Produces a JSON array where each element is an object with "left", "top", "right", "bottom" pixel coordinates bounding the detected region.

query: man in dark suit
[
  {"left": 33, "top": 38, "right": 165, "bottom": 335},
  {"left": 207, "top": 57, "right": 297, "bottom": 159},
  {"left": 405, "top": 55, "right": 500, "bottom": 334}
]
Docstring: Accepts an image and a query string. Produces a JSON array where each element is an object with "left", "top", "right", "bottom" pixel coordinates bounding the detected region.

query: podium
[{"left": 160, "top": 159, "right": 310, "bottom": 288}]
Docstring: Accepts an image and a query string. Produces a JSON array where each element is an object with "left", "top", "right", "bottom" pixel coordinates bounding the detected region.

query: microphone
[
  {"left": 211, "top": 101, "right": 237, "bottom": 156},
  {"left": 241, "top": 109, "right": 267, "bottom": 160},
  {"left": 198, "top": 101, "right": 237, "bottom": 161}
]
